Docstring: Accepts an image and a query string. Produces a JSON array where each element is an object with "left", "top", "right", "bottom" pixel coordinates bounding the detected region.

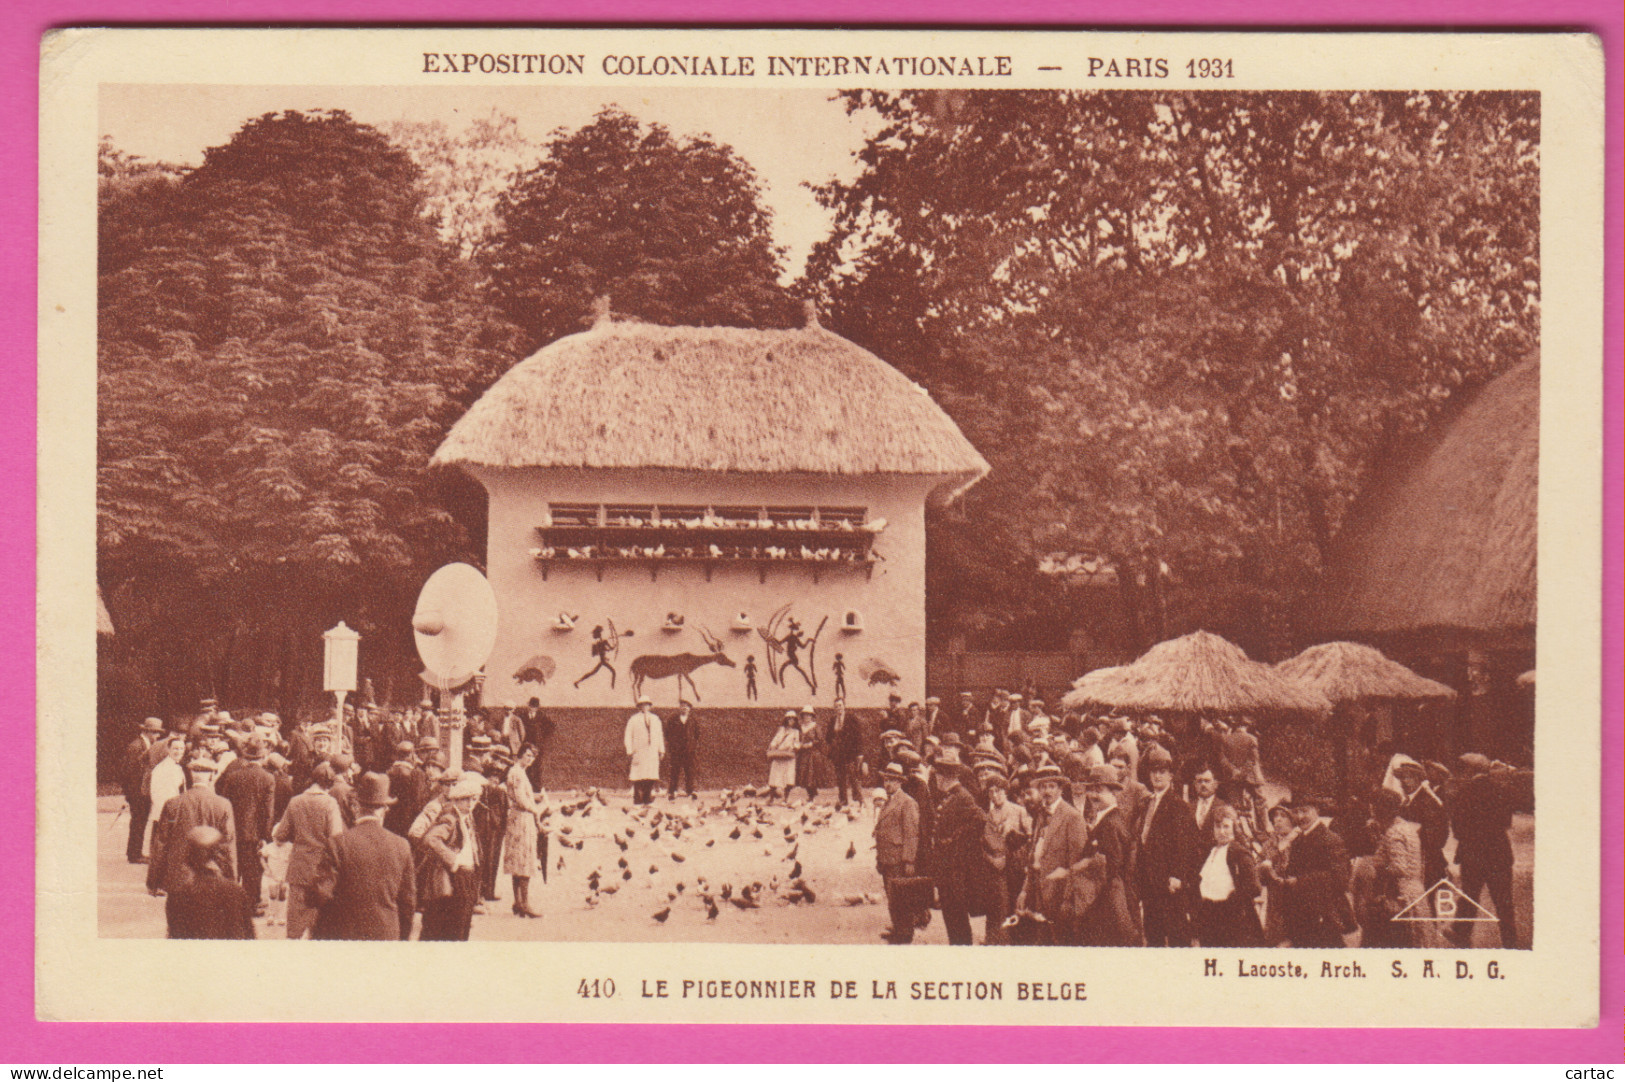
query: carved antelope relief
[{"left": 628, "top": 626, "right": 736, "bottom": 702}]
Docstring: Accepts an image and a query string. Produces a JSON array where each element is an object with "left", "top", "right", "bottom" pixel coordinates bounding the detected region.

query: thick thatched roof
[
  {"left": 433, "top": 315, "right": 990, "bottom": 503},
  {"left": 1320, "top": 358, "right": 1537, "bottom": 635},
  {"left": 1274, "top": 641, "right": 1456, "bottom": 704},
  {"left": 1062, "top": 630, "right": 1331, "bottom": 716}
]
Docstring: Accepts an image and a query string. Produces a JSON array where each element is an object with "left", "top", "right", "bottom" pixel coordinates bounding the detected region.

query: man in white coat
[{"left": 624, "top": 695, "right": 665, "bottom": 805}]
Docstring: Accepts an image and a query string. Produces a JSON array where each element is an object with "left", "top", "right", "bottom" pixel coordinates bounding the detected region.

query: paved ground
[{"left": 98, "top": 791, "right": 1533, "bottom": 947}]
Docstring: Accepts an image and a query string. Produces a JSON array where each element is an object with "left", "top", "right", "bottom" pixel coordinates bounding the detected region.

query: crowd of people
[
  {"left": 851, "top": 688, "right": 1524, "bottom": 950},
  {"left": 113, "top": 687, "right": 1525, "bottom": 949},
  {"left": 121, "top": 698, "right": 561, "bottom": 941}
]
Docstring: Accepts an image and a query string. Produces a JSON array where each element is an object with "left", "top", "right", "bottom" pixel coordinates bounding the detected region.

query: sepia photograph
[{"left": 35, "top": 27, "right": 1605, "bottom": 1028}]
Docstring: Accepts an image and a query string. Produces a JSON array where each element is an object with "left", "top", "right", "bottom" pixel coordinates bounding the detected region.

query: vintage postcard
[{"left": 37, "top": 27, "right": 1604, "bottom": 1026}]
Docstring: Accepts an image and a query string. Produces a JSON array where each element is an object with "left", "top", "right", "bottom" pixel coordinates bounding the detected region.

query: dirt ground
[{"left": 97, "top": 790, "right": 1533, "bottom": 947}]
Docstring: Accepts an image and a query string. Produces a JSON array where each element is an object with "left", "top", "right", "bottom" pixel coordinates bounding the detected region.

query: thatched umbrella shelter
[
  {"left": 1275, "top": 641, "right": 1457, "bottom": 704},
  {"left": 1062, "top": 630, "right": 1331, "bottom": 717},
  {"left": 1275, "top": 641, "right": 1457, "bottom": 799}
]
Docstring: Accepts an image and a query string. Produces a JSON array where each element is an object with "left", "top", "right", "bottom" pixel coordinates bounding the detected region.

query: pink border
[{"left": 5, "top": 0, "right": 1618, "bottom": 1063}]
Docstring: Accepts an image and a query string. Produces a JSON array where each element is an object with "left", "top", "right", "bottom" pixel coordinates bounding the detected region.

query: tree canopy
[
  {"left": 483, "top": 106, "right": 797, "bottom": 353},
  {"left": 805, "top": 90, "right": 1538, "bottom": 655},
  {"left": 98, "top": 110, "right": 523, "bottom": 714}
]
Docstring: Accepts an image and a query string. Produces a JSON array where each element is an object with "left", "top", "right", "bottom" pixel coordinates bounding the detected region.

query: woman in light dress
[
  {"left": 766, "top": 712, "right": 800, "bottom": 799},
  {"left": 1363, "top": 787, "right": 1426, "bottom": 947},
  {"left": 1257, "top": 802, "right": 1298, "bottom": 945},
  {"left": 504, "top": 744, "right": 547, "bottom": 918}
]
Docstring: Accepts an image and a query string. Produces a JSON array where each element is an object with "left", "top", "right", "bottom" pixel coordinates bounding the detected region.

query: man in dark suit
[
  {"left": 121, "top": 716, "right": 165, "bottom": 863},
  {"left": 1135, "top": 746, "right": 1200, "bottom": 946},
  {"left": 165, "top": 826, "right": 256, "bottom": 939},
  {"left": 663, "top": 700, "right": 699, "bottom": 799},
  {"left": 311, "top": 773, "right": 417, "bottom": 941},
  {"left": 1451, "top": 753, "right": 1520, "bottom": 948},
  {"left": 147, "top": 757, "right": 237, "bottom": 896},
  {"left": 1280, "top": 792, "right": 1351, "bottom": 947},
  {"left": 828, "top": 698, "right": 864, "bottom": 808},
  {"left": 1019, "top": 763, "right": 1089, "bottom": 945},
  {"left": 214, "top": 736, "right": 276, "bottom": 916},
  {"left": 930, "top": 758, "right": 985, "bottom": 945},
  {"left": 873, "top": 762, "right": 920, "bottom": 944},
  {"left": 1189, "top": 763, "right": 1226, "bottom": 837},
  {"left": 384, "top": 740, "right": 424, "bottom": 838},
  {"left": 1077, "top": 764, "right": 1136, "bottom": 946}
]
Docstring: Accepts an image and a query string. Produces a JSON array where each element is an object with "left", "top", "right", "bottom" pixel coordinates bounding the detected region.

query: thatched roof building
[
  {"left": 432, "top": 304, "right": 989, "bottom": 712},
  {"left": 1319, "top": 357, "right": 1537, "bottom": 638},
  {"left": 433, "top": 307, "right": 990, "bottom": 503}
]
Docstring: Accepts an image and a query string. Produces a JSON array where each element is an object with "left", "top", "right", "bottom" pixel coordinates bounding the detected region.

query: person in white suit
[{"left": 624, "top": 695, "right": 665, "bottom": 805}]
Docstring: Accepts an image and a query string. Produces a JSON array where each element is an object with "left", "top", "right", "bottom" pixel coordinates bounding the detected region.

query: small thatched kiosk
[
  {"left": 1275, "top": 641, "right": 1457, "bottom": 799},
  {"left": 1062, "top": 630, "right": 1331, "bottom": 717},
  {"left": 1318, "top": 356, "right": 1537, "bottom": 762},
  {"left": 433, "top": 301, "right": 989, "bottom": 712}
]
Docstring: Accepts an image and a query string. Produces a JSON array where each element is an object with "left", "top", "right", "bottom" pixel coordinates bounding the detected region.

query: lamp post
[{"left": 323, "top": 621, "right": 360, "bottom": 730}]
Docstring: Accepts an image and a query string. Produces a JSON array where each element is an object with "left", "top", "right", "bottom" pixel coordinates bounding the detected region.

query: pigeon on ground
[
  {"left": 845, "top": 842, "right": 857, "bottom": 859},
  {"left": 653, "top": 907, "right": 671, "bottom": 923}
]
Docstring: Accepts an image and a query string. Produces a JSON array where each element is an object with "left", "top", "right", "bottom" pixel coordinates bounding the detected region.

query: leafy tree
[
  {"left": 98, "top": 110, "right": 522, "bottom": 716},
  {"left": 381, "top": 108, "right": 535, "bottom": 259},
  {"left": 484, "top": 106, "right": 796, "bottom": 352},
  {"left": 805, "top": 90, "right": 1538, "bottom": 656}
]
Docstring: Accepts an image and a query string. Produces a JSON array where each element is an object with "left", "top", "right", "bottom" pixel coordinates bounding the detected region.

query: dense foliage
[
  {"left": 98, "top": 111, "right": 523, "bottom": 715},
  {"left": 803, "top": 90, "right": 1539, "bottom": 656},
  {"left": 483, "top": 107, "right": 798, "bottom": 352}
]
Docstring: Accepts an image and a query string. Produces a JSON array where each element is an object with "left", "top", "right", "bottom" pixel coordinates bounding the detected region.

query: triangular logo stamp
[{"left": 1393, "top": 878, "right": 1499, "bottom": 922}]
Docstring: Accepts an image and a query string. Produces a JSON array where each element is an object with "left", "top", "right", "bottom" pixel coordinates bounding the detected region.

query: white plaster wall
[{"left": 470, "top": 466, "right": 939, "bottom": 710}]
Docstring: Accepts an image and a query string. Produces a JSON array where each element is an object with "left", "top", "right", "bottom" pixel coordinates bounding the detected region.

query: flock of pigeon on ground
[{"left": 541, "top": 787, "right": 884, "bottom": 929}]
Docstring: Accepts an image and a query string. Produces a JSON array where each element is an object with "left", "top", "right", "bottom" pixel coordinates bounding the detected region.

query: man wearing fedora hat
[
  {"left": 1017, "top": 763, "right": 1089, "bottom": 945},
  {"left": 873, "top": 762, "right": 921, "bottom": 944},
  {"left": 929, "top": 756, "right": 985, "bottom": 945},
  {"left": 1136, "top": 745, "right": 1200, "bottom": 947},
  {"left": 624, "top": 695, "right": 665, "bottom": 805},
  {"left": 1279, "top": 791, "right": 1352, "bottom": 948},
  {"left": 1077, "top": 764, "right": 1136, "bottom": 945},
  {"left": 165, "top": 825, "right": 256, "bottom": 940},
  {"left": 1450, "top": 752, "right": 1520, "bottom": 948},
  {"left": 663, "top": 700, "right": 700, "bottom": 800},
  {"left": 420, "top": 774, "right": 483, "bottom": 940},
  {"left": 215, "top": 736, "right": 276, "bottom": 917},
  {"left": 311, "top": 773, "right": 417, "bottom": 941},
  {"left": 121, "top": 716, "right": 167, "bottom": 864},
  {"left": 385, "top": 740, "right": 425, "bottom": 838}
]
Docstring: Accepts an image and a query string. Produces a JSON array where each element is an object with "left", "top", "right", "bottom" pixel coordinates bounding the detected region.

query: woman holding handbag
[
  {"left": 766, "top": 712, "right": 800, "bottom": 800},
  {"left": 504, "top": 745, "right": 547, "bottom": 918}
]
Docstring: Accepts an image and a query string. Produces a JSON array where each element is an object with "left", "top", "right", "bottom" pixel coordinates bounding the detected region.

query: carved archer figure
[
  {"left": 757, "top": 606, "right": 827, "bottom": 695},
  {"left": 573, "top": 622, "right": 626, "bottom": 689}
]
